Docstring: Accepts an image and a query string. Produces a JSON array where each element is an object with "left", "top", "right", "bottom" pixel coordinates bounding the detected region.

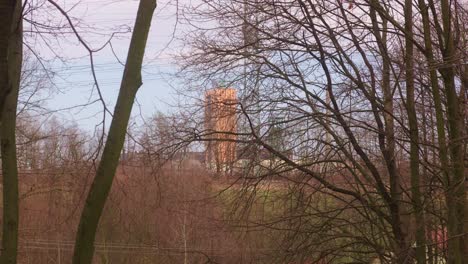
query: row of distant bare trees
[
  {"left": 179, "top": 0, "right": 467, "bottom": 263},
  {"left": 10, "top": 112, "right": 278, "bottom": 264}
]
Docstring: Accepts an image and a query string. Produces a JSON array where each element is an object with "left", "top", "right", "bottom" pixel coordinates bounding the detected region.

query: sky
[{"left": 27, "top": 0, "right": 190, "bottom": 132}]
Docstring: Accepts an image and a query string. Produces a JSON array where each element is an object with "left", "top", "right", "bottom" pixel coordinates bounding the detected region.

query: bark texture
[{"left": 0, "top": 0, "right": 22, "bottom": 263}]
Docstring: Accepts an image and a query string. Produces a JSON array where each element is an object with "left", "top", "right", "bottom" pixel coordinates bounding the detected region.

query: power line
[
  {"left": 52, "top": 76, "right": 168, "bottom": 88},
  {"left": 19, "top": 239, "right": 281, "bottom": 257},
  {"left": 48, "top": 62, "right": 175, "bottom": 72}
]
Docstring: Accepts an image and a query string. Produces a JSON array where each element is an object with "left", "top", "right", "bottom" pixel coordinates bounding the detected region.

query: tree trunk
[
  {"left": 72, "top": 1, "right": 157, "bottom": 263},
  {"left": 0, "top": 0, "right": 22, "bottom": 263},
  {"left": 404, "top": 0, "right": 426, "bottom": 263},
  {"left": 0, "top": 0, "right": 20, "bottom": 119},
  {"left": 368, "top": 2, "right": 409, "bottom": 261},
  {"left": 439, "top": 1, "right": 466, "bottom": 263},
  {"left": 417, "top": 0, "right": 451, "bottom": 262}
]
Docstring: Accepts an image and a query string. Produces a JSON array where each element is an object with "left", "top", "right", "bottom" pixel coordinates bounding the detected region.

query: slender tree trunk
[
  {"left": 381, "top": 18, "right": 408, "bottom": 264},
  {"left": 439, "top": 1, "right": 466, "bottom": 263},
  {"left": 458, "top": 63, "right": 467, "bottom": 261},
  {"left": 417, "top": 0, "right": 450, "bottom": 183},
  {"left": 417, "top": 0, "right": 453, "bottom": 262},
  {"left": 421, "top": 88, "right": 434, "bottom": 264},
  {"left": 369, "top": 3, "right": 409, "bottom": 261},
  {"left": 455, "top": 6, "right": 468, "bottom": 261},
  {"left": 0, "top": 0, "right": 22, "bottom": 263},
  {"left": 72, "top": 1, "right": 157, "bottom": 263},
  {"left": 404, "top": 0, "right": 426, "bottom": 263}
]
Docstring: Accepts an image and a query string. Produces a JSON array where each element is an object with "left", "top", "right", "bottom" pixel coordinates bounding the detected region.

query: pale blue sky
[{"left": 30, "top": 0, "right": 189, "bottom": 132}]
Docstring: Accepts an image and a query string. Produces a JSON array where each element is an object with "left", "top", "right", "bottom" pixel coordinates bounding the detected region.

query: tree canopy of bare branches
[{"left": 179, "top": 0, "right": 467, "bottom": 263}]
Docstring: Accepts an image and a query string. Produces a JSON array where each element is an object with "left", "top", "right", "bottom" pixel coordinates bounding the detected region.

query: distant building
[{"left": 204, "top": 88, "right": 238, "bottom": 172}]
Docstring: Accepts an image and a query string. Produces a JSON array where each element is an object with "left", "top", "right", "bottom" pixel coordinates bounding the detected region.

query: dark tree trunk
[
  {"left": 439, "top": 1, "right": 466, "bottom": 263},
  {"left": 404, "top": 0, "right": 426, "bottom": 262},
  {"left": 0, "top": 0, "right": 22, "bottom": 263},
  {"left": 72, "top": 0, "right": 157, "bottom": 263}
]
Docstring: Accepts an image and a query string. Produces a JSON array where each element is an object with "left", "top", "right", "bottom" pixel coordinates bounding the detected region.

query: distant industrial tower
[{"left": 205, "top": 88, "right": 237, "bottom": 172}]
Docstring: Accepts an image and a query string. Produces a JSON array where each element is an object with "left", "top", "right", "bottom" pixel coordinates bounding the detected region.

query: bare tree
[
  {"left": 179, "top": 0, "right": 467, "bottom": 263},
  {"left": 71, "top": 0, "right": 158, "bottom": 263}
]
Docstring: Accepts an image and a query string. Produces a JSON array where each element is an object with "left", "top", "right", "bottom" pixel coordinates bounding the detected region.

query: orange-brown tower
[{"left": 205, "top": 88, "right": 237, "bottom": 172}]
